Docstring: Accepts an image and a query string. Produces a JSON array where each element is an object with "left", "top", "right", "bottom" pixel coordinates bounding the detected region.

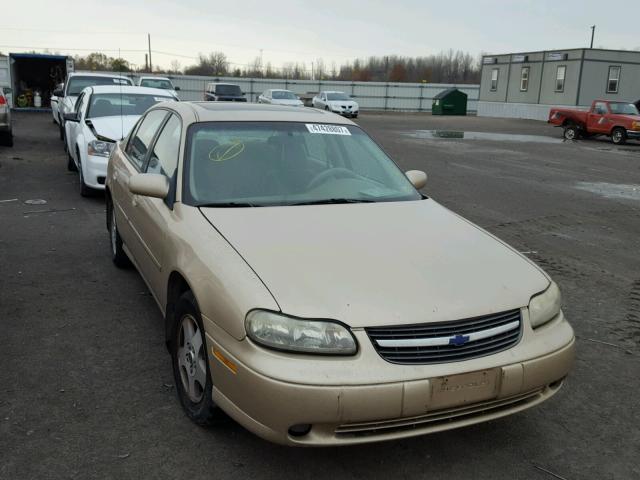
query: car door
[
  {"left": 112, "top": 109, "right": 169, "bottom": 276},
  {"left": 587, "top": 102, "right": 610, "bottom": 134},
  {"left": 128, "top": 113, "right": 182, "bottom": 298}
]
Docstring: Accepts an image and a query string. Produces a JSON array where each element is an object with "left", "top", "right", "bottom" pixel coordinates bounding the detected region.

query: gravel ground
[{"left": 0, "top": 111, "right": 638, "bottom": 480}]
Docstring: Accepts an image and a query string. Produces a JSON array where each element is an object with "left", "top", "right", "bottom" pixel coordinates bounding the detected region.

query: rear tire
[
  {"left": 170, "top": 291, "right": 225, "bottom": 426},
  {"left": 611, "top": 127, "right": 626, "bottom": 145},
  {"left": 0, "top": 131, "right": 13, "bottom": 147},
  {"left": 107, "top": 199, "right": 130, "bottom": 268}
]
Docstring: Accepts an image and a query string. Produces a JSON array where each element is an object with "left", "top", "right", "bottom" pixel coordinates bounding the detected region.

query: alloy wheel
[{"left": 177, "top": 314, "right": 207, "bottom": 403}]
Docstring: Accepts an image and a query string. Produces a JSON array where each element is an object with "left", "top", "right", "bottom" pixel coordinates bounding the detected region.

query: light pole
[{"left": 590, "top": 25, "right": 596, "bottom": 49}]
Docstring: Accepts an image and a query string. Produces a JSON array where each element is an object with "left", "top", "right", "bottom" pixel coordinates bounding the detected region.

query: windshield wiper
[
  {"left": 197, "top": 202, "right": 257, "bottom": 208},
  {"left": 289, "top": 198, "right": 375, "bottom": 206}
]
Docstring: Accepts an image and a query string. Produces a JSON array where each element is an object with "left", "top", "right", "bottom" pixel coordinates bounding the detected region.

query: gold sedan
[{"left": 106, "top": 102, "right": 575, "bottom": 446}]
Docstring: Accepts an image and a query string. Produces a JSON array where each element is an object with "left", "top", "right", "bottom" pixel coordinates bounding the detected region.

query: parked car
[
  {"left": 137, "top": 76, "right": 180, "bottom": 99},
  {"left": 55, "top": 72, "right": 133, "bottom": 143},
  {"left": 312, "top": 91, "right": 359, "bottom": 117},
  {"left": 258, "top": 89, "right": 304, "bottom": 107},
  {"left": 64, "top": 85, "right": 176, "bottom": 196},
  {"left": 105, "top": 102, "right": 575, "bottom": 446},
  {"left": 549, "top": 99, "right": 640, "bottom": 144},
  {"left": 0, "top": 89, "right": 12, "bottom": 147},
  {"left": 204, "top": 83, "right": 246, "bottom": 102},
  {"left": 51, "top": 82, "right": 64, "bottom": 124}
]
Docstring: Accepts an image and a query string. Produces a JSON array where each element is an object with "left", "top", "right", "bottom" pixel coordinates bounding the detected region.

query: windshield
[
  {"left": 327, "top": 92, "right": 350, "bottom": 101},
  {"left": 87, "top": 93, "right": 175, "bottom": 118},
  {"left": 216, "top": 84, "right": 242, "bottom": 96},
  {"left": 140, "top": 79, "right": 173, "bottom": 90},
  {"left": 184, "top": 122, "right": 420, "bottom": 207},
  {"left": 67, "top": 76, "right": 132, "bottom": 96},
  {"left": 272, "top": 90, "right": 297, "bottom": 100},
  {"left": 609, "top": 102, "right": 639, "bottom": 115}
]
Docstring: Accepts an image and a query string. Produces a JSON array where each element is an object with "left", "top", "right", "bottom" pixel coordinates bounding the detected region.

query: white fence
[{"left": 93, "top": 71, "right": 479, "bottom": 112}]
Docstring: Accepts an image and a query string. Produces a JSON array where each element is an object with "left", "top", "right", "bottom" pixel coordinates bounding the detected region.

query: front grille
[
  {"left": 335, "top": 388, "right": 543, "bottom": 438},
  {"left": 366, "top": 309, "right": 522, "bottom": 365}
]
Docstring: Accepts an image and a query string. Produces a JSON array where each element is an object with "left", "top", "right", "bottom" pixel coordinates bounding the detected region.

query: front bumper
[
  {"left": 204, "top": 311, "right": 575, "bottom": 446},
  {"left": 332, "top": 109, "right": 358, "bottom": 117},
  {"left": 625, "top": 130, "right": 640, "bottom": 139},
  {"left": 83, "top": 154, "right": 108, "bottom": 190}
]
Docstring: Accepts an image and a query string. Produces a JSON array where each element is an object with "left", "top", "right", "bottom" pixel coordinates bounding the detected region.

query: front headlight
[
  {"left": 245, "top": 310, "right": 357, "bottom": 355},
  {"left": 88, "top": 140, "right": 115, "bottom": 157},
  {"left": 528, "top": 281, "right": 561, "bottom": 328}
]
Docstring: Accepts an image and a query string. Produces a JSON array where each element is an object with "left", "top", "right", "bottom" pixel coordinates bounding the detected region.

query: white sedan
[
  {"left": 137, "top": 76, "right": 180, "bottom": 99},
  {"left": 63, "top": 85, "right": 176, "bottom": 196},
  {"left": 258, "top": 89, "right": 304, "bottom": 107},
  {"left": 312, "top": 91, "right": 359, "bottom": 118}
]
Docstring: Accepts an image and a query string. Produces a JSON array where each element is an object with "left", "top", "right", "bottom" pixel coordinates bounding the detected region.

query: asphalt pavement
[{"left": 0, "top": 111, "right": 638, "bottom": 480}]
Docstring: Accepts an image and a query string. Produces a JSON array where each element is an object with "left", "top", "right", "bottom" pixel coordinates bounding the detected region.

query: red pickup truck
[{"left": 548, "top": 100, "right": 640, "bottom": 144}]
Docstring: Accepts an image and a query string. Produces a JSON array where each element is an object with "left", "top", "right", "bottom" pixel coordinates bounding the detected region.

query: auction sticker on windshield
[{"left": 306, "top": 124, "right": 351, "bottom": 135}]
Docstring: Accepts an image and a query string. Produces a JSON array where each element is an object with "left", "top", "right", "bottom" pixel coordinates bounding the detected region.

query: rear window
[
  {"left": 140, "top": 79, "right": 173, "bottom": 90},
  {"left": 215, "top": 85, "right": 242, "bottom": 96},
  {"left": 272, "top": 91, "right": 297, "bottom": 100},
  {"left": 67, "top": 76, "right": 132, "bottom": 96}
]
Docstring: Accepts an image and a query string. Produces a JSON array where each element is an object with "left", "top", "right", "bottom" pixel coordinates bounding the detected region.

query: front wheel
[
  {"left": 563, "top": 124, "right": 578, "bottom": 141},
  {"left": 611, "top": 127, "right": 627, "bottom": 145},
  {"left": 171, "top": 291, "right": 225, "bottom": 426}
]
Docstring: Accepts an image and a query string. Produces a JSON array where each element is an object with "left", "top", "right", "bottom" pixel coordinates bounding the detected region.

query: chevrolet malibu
[{"left": 106, "top": 102, "right": 575, "bottom": 446}]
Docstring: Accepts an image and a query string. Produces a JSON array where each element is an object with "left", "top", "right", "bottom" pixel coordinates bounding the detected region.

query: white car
[
  {"left": 63, "top": 85, "right": 176, "bottom": 196},
  {"left": 258, "top": 89, "right": 304, "bottom": 107},
  {"left": 51, "top": 82, "right": 64, "bottom": 125},
  {"left": 312, "top": 91, "right": 359, "bottom": 118},
  {"left": 55, "top": 72, "right": 133, "bottom": 143},
  {"left": 137, "top": 76, "right": 180, "bottom": 99}
]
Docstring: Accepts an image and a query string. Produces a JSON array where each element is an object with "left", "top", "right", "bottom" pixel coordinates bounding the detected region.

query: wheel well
[
  {"left": 105, "top": 187, "right": 112, "bottom": 231},
  {"left": 165, "top": 272, "right": 192, "bottom": 349},
  {"left": 610, "top": 125, "right": 625, "bottom": 135}
]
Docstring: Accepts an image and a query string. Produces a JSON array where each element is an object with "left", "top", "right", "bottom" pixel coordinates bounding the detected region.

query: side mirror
[
  {"left": 405, "top": 170, "right": 427, "bottom": 189},
  {"left": 63, "top": 112, "right": 79, "bottom": 122},
  {"left": 174, "top": 86, "right": 181, "bottom": 91},
  {"left": 128, "top": 173, "right": 169, "bottom": 199},
  {"left": 54, "top": 88, "right": 64, "bottom": 97}
]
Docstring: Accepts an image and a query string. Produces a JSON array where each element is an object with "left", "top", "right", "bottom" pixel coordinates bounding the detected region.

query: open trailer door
[{"left": 10, "top": 53, "right": 69, "bottom": 110}]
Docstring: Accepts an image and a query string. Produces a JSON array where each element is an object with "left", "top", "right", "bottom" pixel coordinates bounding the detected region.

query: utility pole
[
  {"left": 148, "top": 33, "right": 152, "bottom": 72},
  {"left": 145, "top": 54, "right": 148, "bottom": 72},
  {"left": 590, "top": 25, "right": 596, "bottom": 49}
]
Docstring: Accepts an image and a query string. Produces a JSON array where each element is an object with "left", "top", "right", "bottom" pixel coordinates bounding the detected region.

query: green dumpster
[{"left": 432, "top": 87, "right": 467, "bottom": 115}]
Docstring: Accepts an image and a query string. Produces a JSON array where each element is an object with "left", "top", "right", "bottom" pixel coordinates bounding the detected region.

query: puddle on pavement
[
  {"left": 575, "top": 182, "right": 640, "bottom": 202},
  {"left": 404, "top": 130, "right": 562, "bottom": 144}
]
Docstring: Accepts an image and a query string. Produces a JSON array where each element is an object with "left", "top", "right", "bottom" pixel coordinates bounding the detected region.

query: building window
[
  {"left": 555, "top": 66, "right": 566, "bottom": 92},
  {"left": 490, "top": 68, "right": 499, "bottom": 91},
  {"left": 520, "top": 67, "right": 530, "bottom": 91},
  {"left": 607, "top": 66, "right": 621, "bottom": 93}
]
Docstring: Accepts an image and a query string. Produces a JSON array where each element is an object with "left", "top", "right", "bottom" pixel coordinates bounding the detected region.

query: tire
[
  {"left": 563, "top": 124, "right": 578, "bottom": 141},
  {"left": 352, "top": 113, "right": 358, "bottom": 119},
  {"left": 67, "top": 150, "right": 77, "bottom": 172},
  {"left": 170, "top": 291, "right": 225, "bottom": 426},
  {"left": 107, "top": 199, "right": 130, "bottom": 268},
  {"left": 59, "top": 123, "right": 64, "bottom": 141},
  {"left": 611, "top": 127, "right": 627, "bottom": 145},
  {"left": 0, "top": 131, "right": 13, "bottom": 147},
  {"left": 78, "top": 155, "right": 92, "bottom": 197},
  {"left": 325, "top": 106, "right": 329, "bottom": 111}
]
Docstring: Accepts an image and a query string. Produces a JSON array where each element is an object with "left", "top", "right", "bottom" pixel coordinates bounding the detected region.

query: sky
[{"left": 2, "top": 0, "right": 640, "bottom": 72}]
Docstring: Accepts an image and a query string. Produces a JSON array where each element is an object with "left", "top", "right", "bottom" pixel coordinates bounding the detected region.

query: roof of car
[
  {"left": 138, "top": 76, "right": 171, "bottom": 81},
  {"left": 85, "top": 85, "right": 177, "bottom": 96},
  {"left": 69, "top": 72, "right": 132, "bottom": 80},
  {"left": 168, "top": 102, "right": 355, "bottom": 124}
]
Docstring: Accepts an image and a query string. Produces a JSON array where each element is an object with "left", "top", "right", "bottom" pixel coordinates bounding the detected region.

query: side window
[
  {"left": 146, "top": 114, "right": 181, "bottom": 178},
  {"left": 520, "top": 67, "right": 530, "bottom": 92},
  {"left": 124, "top": 110, "right": 167, "bottom": 170},
  {"left": 555, "top": 66, "right": 566, "bottom": 92},
  {"left": 594, "top": 102, "right": 608, "bottom": 115}
]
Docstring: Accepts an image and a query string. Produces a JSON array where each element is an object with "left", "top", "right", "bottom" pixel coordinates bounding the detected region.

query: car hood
[
  {"left": 86, "top": 115, "right": 140, "bottom": 141},
  {"left": 272, "top": 99, "right": 304, "bottom": 106},
  {"left": 328, "top": 100, "right": 357, "bottom": 107},
  {"left": 200, "top": 200, "right": 549, "bottom": 328}
]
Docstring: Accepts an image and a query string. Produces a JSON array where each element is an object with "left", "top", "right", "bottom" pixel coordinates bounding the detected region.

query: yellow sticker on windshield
[{"left": 208, "top": 141, "right": 245, "bottom": 162}]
